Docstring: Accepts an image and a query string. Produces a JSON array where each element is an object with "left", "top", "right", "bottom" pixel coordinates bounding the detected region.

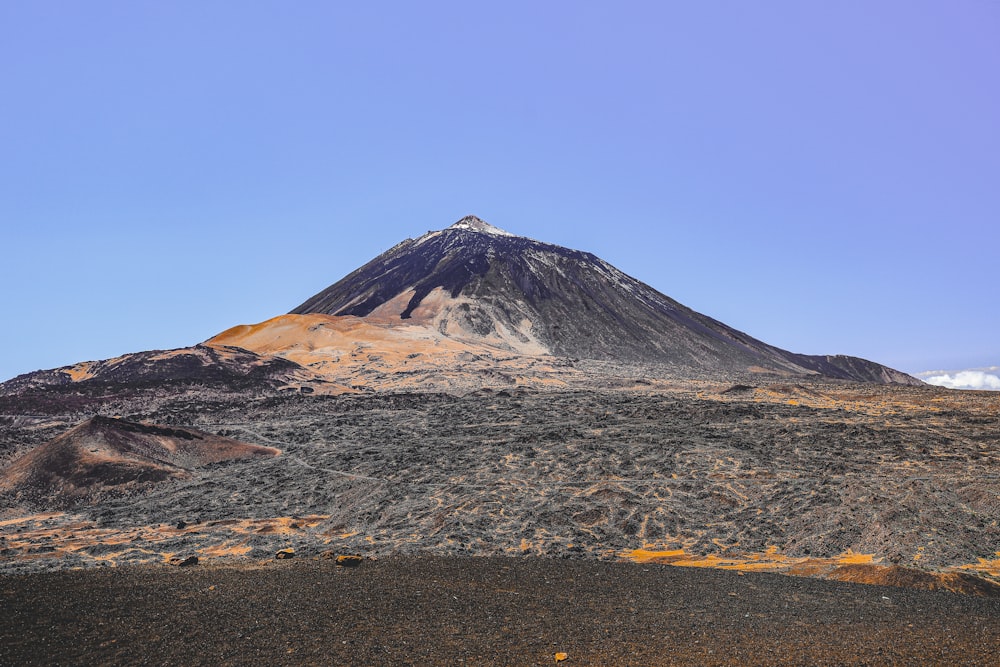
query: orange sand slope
[
  {"left": 208, "top": 313, "right": 506, "bottom": 366},
  {"left": 625, "top": 546, "right": 1000, "bottom": 595},
  {"left": 206, "top": 313, "right": 583, "bottom": 392}
]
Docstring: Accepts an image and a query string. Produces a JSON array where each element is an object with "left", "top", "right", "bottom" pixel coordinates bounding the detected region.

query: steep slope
[{"left": 292, "top": 216, "right": 918, "bottom": 384}]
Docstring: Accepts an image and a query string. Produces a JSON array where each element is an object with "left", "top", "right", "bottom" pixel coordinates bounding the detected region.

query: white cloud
[{"left": 917, "top": 367, "right": 1000, "bottom": 391}]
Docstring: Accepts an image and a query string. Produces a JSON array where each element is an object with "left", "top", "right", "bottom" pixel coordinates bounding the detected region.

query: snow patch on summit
[{"left": 448, "top": 215, "right": 515, "bottom": 236}]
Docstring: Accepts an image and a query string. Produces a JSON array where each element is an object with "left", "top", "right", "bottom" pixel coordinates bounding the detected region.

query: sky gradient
[{"left": 1, "top": 2, "right": 997, "bottom": 386}]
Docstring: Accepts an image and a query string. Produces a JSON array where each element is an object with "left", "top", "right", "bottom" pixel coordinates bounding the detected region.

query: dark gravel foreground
[{"left": 2, "top": 556, "right": 998, "bottom": 666}]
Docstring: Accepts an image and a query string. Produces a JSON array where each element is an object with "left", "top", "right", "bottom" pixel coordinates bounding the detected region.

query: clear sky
[{"left": 1, "top": 2, "right": 997, "bottom": 386}]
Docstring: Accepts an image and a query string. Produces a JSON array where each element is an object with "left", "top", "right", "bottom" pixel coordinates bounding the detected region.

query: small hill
[
  {"left": 0, "top": 416, "right": 279, "bottom": 507},
  {"left": 0, "top": 344, "right": 310, "bottom": 397},
  {"left": 829, "top": 563, "right": 1000, "bottom": 596}
]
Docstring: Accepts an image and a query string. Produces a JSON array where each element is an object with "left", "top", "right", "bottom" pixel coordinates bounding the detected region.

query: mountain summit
[
  {"left": 292, "top": 216, "right": 917, "bottom": 384},
  {"left": 447, "top": 215, "right": 515, "bottom": 236}
]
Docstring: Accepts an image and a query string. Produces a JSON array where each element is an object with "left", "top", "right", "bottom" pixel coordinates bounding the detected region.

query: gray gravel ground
[{"left": 2, "top": 556, "right": 999, "bottom": 666}]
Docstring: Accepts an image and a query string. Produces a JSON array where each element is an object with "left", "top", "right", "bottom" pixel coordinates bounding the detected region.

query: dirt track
[{"left": 3, "top": 556, "right": 998, "bottom": 666}]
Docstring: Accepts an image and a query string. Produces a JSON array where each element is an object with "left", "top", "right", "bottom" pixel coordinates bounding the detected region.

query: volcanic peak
[
  {"left": 288, "top": 217, "right": 920, "bottom": 384},
  {"left": 447, "top": 215, "right": 515, "bottom": 237}
]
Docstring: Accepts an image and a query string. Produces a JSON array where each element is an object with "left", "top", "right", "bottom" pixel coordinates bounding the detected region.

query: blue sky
[{"left": 1, "top": 2, "right": 997, "bottom": 384}]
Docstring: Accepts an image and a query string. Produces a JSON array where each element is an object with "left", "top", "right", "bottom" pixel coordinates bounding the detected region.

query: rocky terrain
[
  {"left": 1, "top": 374, "right": 996, "bottom": 594},
  {"left": 0, "top": 415, "right": 278, "bottom": 508}
]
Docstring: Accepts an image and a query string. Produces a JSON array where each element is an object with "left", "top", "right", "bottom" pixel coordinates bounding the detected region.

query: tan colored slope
[
  {"left": 206, "top": 313, "right": 583, "bottom": 393},
  {"left": 365, "top": 287, "right": 551, "bottom": 356},
  {"left": 208, "top": 312, "right": 500, "bottom": 366}
]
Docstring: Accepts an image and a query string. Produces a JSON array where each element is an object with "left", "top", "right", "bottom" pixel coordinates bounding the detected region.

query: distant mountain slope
[{"left": 292, "top": 216, "right": 919, "bottom": 384}]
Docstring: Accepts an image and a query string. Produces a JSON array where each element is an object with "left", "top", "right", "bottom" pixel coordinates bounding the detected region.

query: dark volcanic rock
[
  {"left": 0, "top": 344, "right": 308, "bottom": 397},
  {"left": 167, "top": 555, "right": 198, "bottom": 567},
  {"left": 335, "top": 554, "right": 363, "bottom": 567},
  {"left": 292, "top": 215, "right": 918, "bottom": 384},
  {"left": 4, "top": 382, "right": 992, "bottom": 578},
  {"left": 795, "top": 353, "right": 921, "bottom": 384}
]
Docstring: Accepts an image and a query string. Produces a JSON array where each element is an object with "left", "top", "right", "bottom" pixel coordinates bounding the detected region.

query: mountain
[
  {"left": 291, "top": 216, "right": 918, "bottom": 384},
  {"left": 0, "top": 215, "right": 917, "bottom": 396}
]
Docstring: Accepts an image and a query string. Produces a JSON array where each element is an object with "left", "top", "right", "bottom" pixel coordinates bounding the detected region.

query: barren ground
[
  {"left": 3, "top": 556, "right": 999, "bottom": 666},
  {"left": 1, "top": 372, "right": 998, "bottom": 664},
  {"left": 1, "top": 379, "right": 997, "bottom": 587}
]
